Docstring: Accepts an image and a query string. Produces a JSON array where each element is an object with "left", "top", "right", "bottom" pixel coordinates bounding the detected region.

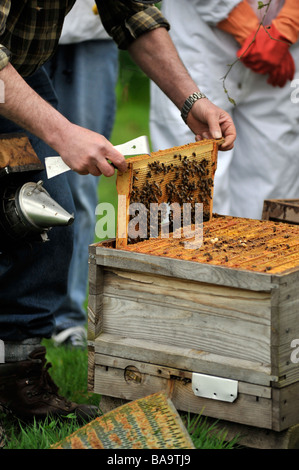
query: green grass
[
  {"left": 0, "top": 341, "right": 238, "bottom": 449},
  {"left": 0, "top": 339, "right": 101, "bottom": 449}
]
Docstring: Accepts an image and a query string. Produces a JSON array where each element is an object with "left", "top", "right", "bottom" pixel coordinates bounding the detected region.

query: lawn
[
  {"left": 0, "top": 343, "right": 238, "bottom": 449},
  {"left": 0, "top": 52, "right": 238, "bottom": 450},
  {"left": 0, "top": 339, "right": 238, "bottom": 449}
]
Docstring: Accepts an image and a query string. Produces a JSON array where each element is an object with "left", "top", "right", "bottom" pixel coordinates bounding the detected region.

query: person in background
[
  {"left": 150, "top": 0, "right": 299, "bottom": 220},
  {"left": 45, "top": 0, "right": 118, "bottom": 348}
]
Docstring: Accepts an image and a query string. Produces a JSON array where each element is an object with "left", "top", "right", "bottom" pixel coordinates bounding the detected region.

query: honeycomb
[
  {"left": 121, "top": 214, "right": 299, "bottom": 274},
  {"left": 0, "top": 133, "right": 43, "bottom": 172},
  {"left": 116, "top": 139, "right": 223, "bottom": 248}
]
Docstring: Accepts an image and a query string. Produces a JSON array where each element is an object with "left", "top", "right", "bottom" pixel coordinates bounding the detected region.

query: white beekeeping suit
[
  {"left": 59, "top": 0, "right": 109, "bottom": 44},
  {"left": 150, "top": 0, "right": 299, "bottom": 219}
]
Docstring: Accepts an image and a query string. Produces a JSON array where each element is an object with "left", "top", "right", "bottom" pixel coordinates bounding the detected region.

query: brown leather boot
[
  {"left": 0, "top": 420, "right": 6, "bottom": 448},
  {"left": 0, "top": 346, "right": 98, "bottom": 423}
]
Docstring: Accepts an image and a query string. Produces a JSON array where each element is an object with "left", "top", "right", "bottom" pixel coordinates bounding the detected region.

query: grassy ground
[
  {"left": 0, "top": 340, "right": 99, "bottom": 450},
  {"left": 1, "top": 340, "right": 238, "bottom": 449},
  {"left": 0, "top": 53, "right": 239, "bottom": 450}
]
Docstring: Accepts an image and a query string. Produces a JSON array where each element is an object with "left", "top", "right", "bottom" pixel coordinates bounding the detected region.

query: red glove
[
  {"left": 267, "top": 52, "right": 295, "bottom": 87},
  {"left": 237, "top": 24, "right": 291, "bottom": 73},
  {"left": 237, "top": 24, "right": 295, "bottom": 86}
]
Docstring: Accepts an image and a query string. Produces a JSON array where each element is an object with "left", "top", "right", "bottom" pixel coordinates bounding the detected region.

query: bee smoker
[{"left": 0, "top": 133, "right": 74, "bottom": 248}]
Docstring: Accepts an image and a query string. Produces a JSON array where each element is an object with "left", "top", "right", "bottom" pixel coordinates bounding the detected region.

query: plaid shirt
[{"left": 0, "top": 0, "right": 169, "bottom": 77}]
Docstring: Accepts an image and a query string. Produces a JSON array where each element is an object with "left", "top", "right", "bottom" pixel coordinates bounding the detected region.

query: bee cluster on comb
[
  {"left": 131, "top": 154, "right": 213, "bottom": 206},
  {"left": 116, "top": 139, "right": 222, "bottom": 248},
  {"left": 122, "top": 214, "right": 299, "bottom": 274}
]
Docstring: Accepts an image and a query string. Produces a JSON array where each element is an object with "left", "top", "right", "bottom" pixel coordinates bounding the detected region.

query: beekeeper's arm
[
  {"left": 128, "top": 27, "right": 236, "bottom": 149},
  {"left": 272, "top": 0, "right": 299, "bottom": 44},
  {"left": 96, "top": 0, "right": 236, "bottom": 149}
]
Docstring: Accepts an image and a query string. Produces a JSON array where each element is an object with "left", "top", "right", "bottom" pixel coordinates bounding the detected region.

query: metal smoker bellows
[{"left": 0, "top": 133, "right": 74, "bottom": 246}]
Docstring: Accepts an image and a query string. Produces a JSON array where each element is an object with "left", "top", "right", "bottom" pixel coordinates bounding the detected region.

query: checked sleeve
[
  {"left": 0, "top": 0, "right": 12, "bottom": 71},
  {"left": 95, "top": 0, "right": 170, "bottom": 50}
]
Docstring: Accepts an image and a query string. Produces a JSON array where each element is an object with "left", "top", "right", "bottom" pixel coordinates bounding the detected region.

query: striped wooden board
[{"left": 52, "top": 392, "right": 194, "bottom": 449}]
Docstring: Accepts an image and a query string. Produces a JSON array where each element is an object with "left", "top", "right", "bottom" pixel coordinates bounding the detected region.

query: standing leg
[
  {"left": 45, "top": 40, "right": 118, "bottom": 345},
  {"left": 0, "top": 67, "right": 75, "bottom": 341},
  {"left": 0, "top": 67, "right": 99, "bottom": 422}
]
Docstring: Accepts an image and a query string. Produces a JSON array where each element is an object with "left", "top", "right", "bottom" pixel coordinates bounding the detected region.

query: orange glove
[
  {"left": 272, "top": 0, "right": 299, "bottom": 44},
  {"left": 218, "top": 0, "right": 298, "bottom": 88},
  {"left": 217, "top": 1, "right": 259, "bottom": 45},
  {"left": 237, "top": 24, "right": 295, "bottom": 86},
  {"left": 237, "top": 24, "right": 292, "bottom": 73}
]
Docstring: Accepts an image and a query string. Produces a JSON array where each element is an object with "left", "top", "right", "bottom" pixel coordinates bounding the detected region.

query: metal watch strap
[{"left": 181, "top": 92, "right": 207, "bottom": 123}]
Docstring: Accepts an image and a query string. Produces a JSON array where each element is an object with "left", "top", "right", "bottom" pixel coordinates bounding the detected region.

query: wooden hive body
[
  {"left": 262, "top": 199, "right": 299, "bottom": 225},
  {"left": 88, "top": 215, "right": 299, "bottom": 435}
]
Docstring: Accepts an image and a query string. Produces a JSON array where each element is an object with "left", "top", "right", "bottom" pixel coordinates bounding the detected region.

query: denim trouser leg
[
  {"left": 44, "top": 40, "right": 118, "bottom": 332},
  {"left": 0, "top": 67, "right": 75, "bottom": 341}
]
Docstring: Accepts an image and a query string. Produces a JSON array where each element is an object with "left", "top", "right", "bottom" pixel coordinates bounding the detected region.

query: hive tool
[{"left": 44, "top": 136, "right": 151, "bottom": 179}]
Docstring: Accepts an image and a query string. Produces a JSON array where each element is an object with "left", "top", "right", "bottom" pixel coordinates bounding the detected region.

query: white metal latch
[{"left": 192, "top": 373, "right": 238, "bottom": 403}]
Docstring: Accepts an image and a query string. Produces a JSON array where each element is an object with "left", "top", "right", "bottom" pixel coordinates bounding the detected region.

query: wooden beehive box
[
  {"left": 88, "top": 214, "right": 299, "bottom": 434},
  {"left": 262, "top": 199, "right": 299, "bottom": 225}
]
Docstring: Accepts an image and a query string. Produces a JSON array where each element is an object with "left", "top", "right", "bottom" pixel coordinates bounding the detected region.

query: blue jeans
[
  {"left": 0, "top": 67, "right": 75, "bottom": 341},
  {"left": 44, "top": 39, "right": 118, "bottom": 332}
]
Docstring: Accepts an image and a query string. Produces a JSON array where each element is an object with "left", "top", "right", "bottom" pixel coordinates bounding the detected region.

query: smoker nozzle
[{"left": 16, "top": 180, "right": 74, "bottom": 229}]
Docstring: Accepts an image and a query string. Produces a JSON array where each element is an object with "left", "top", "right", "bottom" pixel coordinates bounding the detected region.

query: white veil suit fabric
[{"left": 150, "top": 0, "right": 299, "bottom": 219}]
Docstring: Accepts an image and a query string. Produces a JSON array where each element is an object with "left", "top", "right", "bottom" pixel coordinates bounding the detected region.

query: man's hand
[
  {"left": 187, "top": 98, "right": 236, "bottom": 151},
  {"left": 128, "top": 27, "right": 237, "bottom": 151},
  {"left": 0, "top": 63, "right": 127, "bottom": 177},
  {"left": 54, "top": 124, "right": 127, "bottom": 177}
]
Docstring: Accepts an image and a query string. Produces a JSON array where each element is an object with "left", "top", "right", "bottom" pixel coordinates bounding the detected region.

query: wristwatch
[{"left": 181, "top": 91, "right": 207, "bottom": 123}]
